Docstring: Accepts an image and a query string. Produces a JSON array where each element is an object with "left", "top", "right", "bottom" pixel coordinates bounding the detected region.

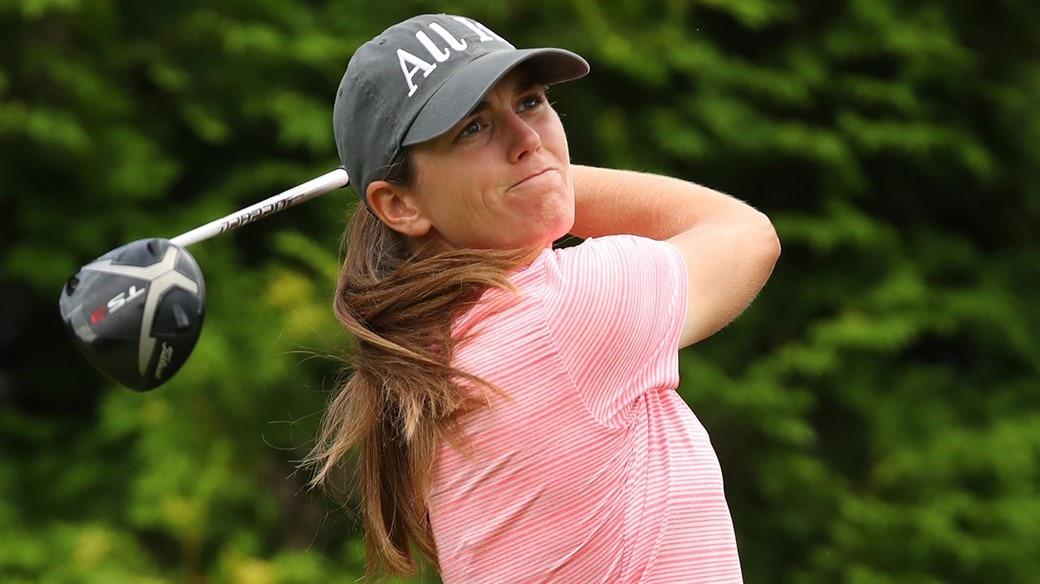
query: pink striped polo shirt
[{"left": 430, "top": 235, "right": 742, "bottom": 583}]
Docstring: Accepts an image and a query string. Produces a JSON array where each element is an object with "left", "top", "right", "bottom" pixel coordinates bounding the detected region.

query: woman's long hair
[{"left": 305, "top": 151, "right": 538, "bottom": 578}]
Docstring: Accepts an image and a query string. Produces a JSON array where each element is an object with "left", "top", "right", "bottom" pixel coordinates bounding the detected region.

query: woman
[{"left": 307, "top": 13, "right": 780, "bottom": 583}]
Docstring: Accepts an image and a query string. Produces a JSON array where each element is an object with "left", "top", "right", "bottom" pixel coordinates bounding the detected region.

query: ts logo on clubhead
[
  {"left": 89, "top": 283, "right": 147, "bottom": 324},
  {"left": 59, "top": 238, "right": 206, "bottom": 391}
]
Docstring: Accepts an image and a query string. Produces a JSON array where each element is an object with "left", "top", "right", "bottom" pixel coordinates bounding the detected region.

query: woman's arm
[{"left": 570, "top": 164, "right": 780, "bottom": 348}]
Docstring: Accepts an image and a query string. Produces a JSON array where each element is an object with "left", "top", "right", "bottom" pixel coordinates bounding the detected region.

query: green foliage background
[{"left": 2, "top": 0, "right": 1037, "bottom": 582}]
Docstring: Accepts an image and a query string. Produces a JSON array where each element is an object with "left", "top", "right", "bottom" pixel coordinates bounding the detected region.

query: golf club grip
[{"left": 169, "top": 167, "right": 350, "bottom": 248}]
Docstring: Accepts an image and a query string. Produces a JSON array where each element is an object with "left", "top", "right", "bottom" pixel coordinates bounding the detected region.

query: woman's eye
[
  {"left": 518, "top": 92, "right": 545, "bottom": 112},
  {"left": 459, "top": 120, "right": 484, "bottom": 138}
]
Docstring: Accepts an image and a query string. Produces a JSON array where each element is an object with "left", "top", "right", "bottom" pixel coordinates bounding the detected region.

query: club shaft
[{"left": 169, "top": 167, "right": 350, "bottom": 248}]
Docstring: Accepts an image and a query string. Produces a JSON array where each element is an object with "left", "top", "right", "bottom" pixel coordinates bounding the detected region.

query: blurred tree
[{"left": 1, "top": 0, "right": 1037, "bottom": 582}]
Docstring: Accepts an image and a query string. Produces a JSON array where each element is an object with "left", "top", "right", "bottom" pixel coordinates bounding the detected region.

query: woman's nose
[{"left": 505, "top": 113, "right": 541, "bottom": 163}]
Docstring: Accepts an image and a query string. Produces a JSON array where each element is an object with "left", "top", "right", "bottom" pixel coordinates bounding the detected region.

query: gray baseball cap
[{"left": 333, "top": 14, "right": 589, "bottom": 206}]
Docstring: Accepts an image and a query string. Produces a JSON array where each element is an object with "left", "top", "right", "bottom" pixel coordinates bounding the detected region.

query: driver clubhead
[{"left": 59, "top": 238, "right": 206, "bottom": 391}]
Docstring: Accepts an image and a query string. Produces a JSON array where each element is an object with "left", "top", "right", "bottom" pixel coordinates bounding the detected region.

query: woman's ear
[{"left": 366, "top": 180, "right": 432, "bottom": 237}]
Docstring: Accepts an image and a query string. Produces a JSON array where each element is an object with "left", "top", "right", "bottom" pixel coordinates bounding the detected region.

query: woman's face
[{"left": 406, "top": 67, "right": 575, "bottom": 251}]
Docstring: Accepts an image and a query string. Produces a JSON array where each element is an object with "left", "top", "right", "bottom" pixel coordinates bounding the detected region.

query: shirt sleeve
[{"left": 543, "top": 235, "right": 689, "bottom": 427}]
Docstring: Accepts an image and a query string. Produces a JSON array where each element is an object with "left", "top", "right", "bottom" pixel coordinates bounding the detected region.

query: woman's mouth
[{"left": 510, "top": 168, "right": 554, "bottom": 190}]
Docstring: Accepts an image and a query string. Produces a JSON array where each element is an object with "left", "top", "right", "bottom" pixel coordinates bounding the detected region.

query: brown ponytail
[{"left": 305, "top": 151, "right": 537, "bottom": 578}]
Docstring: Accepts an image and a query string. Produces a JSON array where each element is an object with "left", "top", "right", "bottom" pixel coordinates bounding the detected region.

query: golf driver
[{"left": 59, "top": 167, "right": 350, "bottom": 391}]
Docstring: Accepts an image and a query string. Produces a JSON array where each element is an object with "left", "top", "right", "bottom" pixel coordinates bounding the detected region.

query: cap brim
[{"left": 402, "top": 48, "right": 589, "bottom": 146}]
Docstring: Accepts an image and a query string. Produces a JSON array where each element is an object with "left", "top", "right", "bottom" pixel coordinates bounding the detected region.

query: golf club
[{"left": 59, "top": 167, "right": 350, "bottom": 391}]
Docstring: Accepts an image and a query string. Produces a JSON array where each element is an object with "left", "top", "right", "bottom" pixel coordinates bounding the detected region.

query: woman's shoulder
[
  {"left": 501, "top": 235, "right": 682, "bottom": 298},
  {"left": 550, "top": 234, "right": 679, "bottom": 269}
]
